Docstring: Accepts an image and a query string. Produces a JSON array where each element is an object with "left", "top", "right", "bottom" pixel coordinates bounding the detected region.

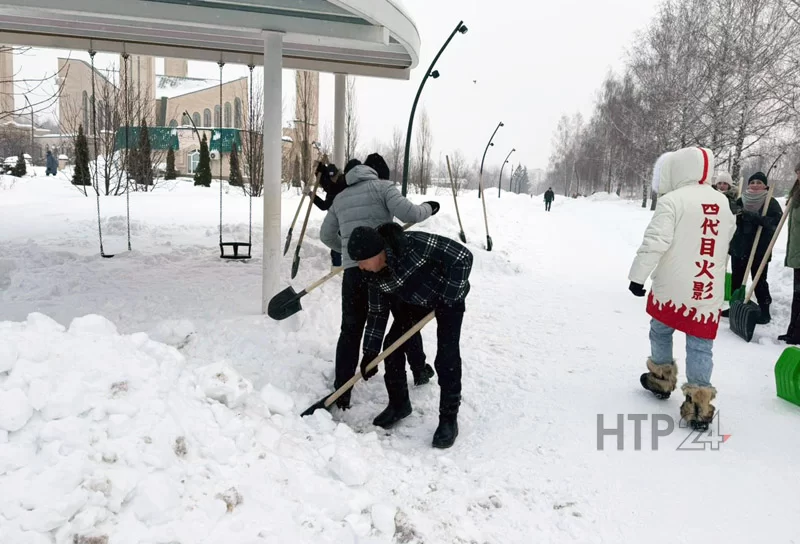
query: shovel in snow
[
  {"left": 730, "top": 185, "right": 774, "bottom": 303},
  {"left": 290, "top": 155, "right": 328, "bottom": 278},
  {"left": 268, "top": 221, "right": 416, "bottom": 321},
  {"left": 730, "top": 194, "right": 792, "bottom": 342},
  {"left": 445, "top": 155, "right": 467, "bottom": 244},
  {"left": 301, "top": 311, "right": 435, "bottom": 416}
]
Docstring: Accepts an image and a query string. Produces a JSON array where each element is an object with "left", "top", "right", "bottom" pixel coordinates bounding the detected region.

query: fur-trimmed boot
[
  {"left": 680, "top": 384, "right": 717, "bottom": 432},
  {"left": 640, "top": 359, "right": 678, "bottom": 399}
]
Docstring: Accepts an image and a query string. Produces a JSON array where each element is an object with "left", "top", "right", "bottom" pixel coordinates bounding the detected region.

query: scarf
[{"left": 742, "top": 185, "right": 768, "bottom": 212}]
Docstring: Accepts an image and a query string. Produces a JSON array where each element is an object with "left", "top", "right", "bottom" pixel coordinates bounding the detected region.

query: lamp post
[
  {"left": 497, "top": 148, "right": 515, "bottom": 198},
  {"left": 24, "top": 95, "right": 34, "bottom": 163},
  {"left": 401, "top": 20, "right": 468, "bottom": 196},
  {"left": 478, "top": 121, "right": 503, "bottom": 198}
]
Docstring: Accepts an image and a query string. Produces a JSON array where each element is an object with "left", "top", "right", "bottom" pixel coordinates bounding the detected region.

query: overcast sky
[{"left": 12, "top": 0, "right": 663, "bottom": 171}]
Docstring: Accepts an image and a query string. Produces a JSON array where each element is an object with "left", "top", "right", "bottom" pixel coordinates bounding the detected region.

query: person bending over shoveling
[
  {"left": 319, "top": 155, "right": 438, "bottom": 411},
  {"left": 628, "top": 146, "right": 735, "bottom": 431},
  {"left": 348, "top": 222, "right": 473, "bottom": 449}
]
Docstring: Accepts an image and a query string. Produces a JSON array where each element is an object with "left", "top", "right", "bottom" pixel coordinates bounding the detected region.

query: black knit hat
[
  {"left": 344, "top": 158, "right": 361, "bottom": 175},
  {"left": 364, "top": 153, "right": 391, "bottom": 180},
  {"left": 348, "top": 226, "right": 385, "bottom": 261},
  {"left": 748, "top": 171, "right": 768, "bottom": 186}
]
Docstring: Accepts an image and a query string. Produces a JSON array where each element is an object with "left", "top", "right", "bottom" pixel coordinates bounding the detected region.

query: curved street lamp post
[
  {"left": 497, "top": 148, "right": 515, "bottom": 198},
  {"left": 478, "top": 121, "right": 503, "bottom": 199},
  {"left": 401, "top": 20, "right": 468, "bottom": 196}
]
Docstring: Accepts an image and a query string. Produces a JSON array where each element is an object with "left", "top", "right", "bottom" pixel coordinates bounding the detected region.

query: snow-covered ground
[{"left": 1, "top": 171, "right": 799, "bottom": 543}]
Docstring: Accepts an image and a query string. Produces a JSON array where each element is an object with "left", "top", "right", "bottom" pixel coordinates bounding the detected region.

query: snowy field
[{"left": 1, "top": 170, "right": 799, "bottom": 543}]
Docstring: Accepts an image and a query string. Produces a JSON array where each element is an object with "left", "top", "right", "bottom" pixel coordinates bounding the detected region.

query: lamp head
[
  {"left": 458, "top": 24, "right": 468, "bottom": 34},
  {"left": 499, "top": 122, "right": 504, "bottom": 127},
  {"left": 430, "top": 70, "right": 440, "bottom": 79}
]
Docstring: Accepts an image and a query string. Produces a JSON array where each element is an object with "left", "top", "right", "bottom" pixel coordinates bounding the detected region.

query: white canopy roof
[{"left": 0, "top": 0, "right": 420, "bottom": 79}]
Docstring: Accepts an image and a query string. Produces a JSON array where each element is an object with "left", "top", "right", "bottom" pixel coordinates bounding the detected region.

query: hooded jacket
[
  {"left": 629, "top": 147, "right": 736, "bottom": 339},
  {"left": 319, "top": 165, "right": 433, "bottom": 269}
]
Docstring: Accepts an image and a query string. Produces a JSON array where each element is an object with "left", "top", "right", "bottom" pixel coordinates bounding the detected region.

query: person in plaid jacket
[{"left": 347, "top": 222, "right": 473, "bottom": 449}]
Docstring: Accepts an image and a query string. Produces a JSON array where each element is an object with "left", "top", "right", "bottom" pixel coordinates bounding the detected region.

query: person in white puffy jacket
[{"left": 628, "top": 147, "right": 736, "bottom": 431}]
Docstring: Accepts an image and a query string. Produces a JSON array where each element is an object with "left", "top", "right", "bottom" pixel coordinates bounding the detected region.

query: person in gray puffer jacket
[{"left": 320, "top": 154, "right": 439, "bottom": 410}]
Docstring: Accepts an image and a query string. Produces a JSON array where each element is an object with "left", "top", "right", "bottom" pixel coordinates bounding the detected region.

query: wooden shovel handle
[
  {"left": 746, "top": 195, "right": 793, "bottom": 303},
  {"left": 295, "top": 155, "right": 329, "bottom": 252},
  {"left": 742, "top": 185, "right": 774, "bottom": 283},
  {"left": 324, "top": 311, "right": 436, "bottom": 408}
]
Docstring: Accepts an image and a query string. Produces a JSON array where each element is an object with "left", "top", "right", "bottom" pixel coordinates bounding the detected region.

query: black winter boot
[
  {"left": 412, "top": 364, "right": 435, "bottom": 386},
  {"left": 756, "top": 303, "right": 771, "bottom": 325},
  {"left": 432, "top": 391, "right": 460, "bottom": 449},
  {"left": 373, "top": 384, "right": 411, "bottom": 429}
]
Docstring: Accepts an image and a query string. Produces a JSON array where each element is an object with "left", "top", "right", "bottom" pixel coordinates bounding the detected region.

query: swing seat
[{"left": 220, "top": 242, "right": 252, "bottom": 260}]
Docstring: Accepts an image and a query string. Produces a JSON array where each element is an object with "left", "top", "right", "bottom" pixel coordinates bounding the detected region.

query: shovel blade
[
  {"left": 486, "top": 235, "right": 493, "bottom": 252},
  {"left": 283, "top": 228, "right": 293, "bottom": 256},
  {"left": 267, "top": 286, "right": 303, "bottom": 320},
  {"left": 730, "top": 300, "right": 760, "bottom": 342},
  {"left": 290, "top": 255, "right": 300, "bottom": 279},
  {"left": 300, "top": 396, "right": 330, "bottom": 417},
  {"left": 459, "top": 231, "right": 467, "bottom": 244}
]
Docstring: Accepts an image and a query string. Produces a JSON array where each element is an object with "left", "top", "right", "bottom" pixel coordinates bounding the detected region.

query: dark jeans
[
  {"left": 731, "top": 256, "right": 771, "bottom": 305},
  {"left": 382, "top": 300, "right": 464, "bottom": 409},
  {"left": 334, "top": 268, "right": 426, "bottom": 391},
  {"left": 545, "top": 201, "right": 552, "bottom": 211},
  {"left": 331, "top": 250, "right": 342, "bottom": 267},
  {"left": 786, "top": 269, "right": 800, "bottom": 339}
]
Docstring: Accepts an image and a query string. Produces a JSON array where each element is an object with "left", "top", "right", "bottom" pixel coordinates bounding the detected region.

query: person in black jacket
[
  {"left": 544, "top": 188, "right": 555, "bottom": 211},
  {"left": 723, "top": 171, "right": 783, "bottom": 323},
  {"left": 307, "top": 161, "right": 348, "bottom": 267},
  {"left": 348, "top": 222, "right": 473, "bottom": 449}
]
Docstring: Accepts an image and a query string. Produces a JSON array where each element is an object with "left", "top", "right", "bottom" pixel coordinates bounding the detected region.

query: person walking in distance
[
  {"left": 319, "top": 154, "right": 438, "bottom": 410},
  {"left": 544, "top": 187, "right": 555, "bottom": 211},
  {"left": 628, "top": 147, "right": 735, "bottom": 431}
]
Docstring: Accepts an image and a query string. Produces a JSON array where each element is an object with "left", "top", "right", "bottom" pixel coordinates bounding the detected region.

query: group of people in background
[{"left": 713, "top": 166, "right": 800, "bottom": 338}]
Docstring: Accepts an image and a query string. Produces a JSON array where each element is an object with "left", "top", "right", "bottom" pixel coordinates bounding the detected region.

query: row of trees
[{"left": 546, "top": 0, "right": 800, "bottom": 208}]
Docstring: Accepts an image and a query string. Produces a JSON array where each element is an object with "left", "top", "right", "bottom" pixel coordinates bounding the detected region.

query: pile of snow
[
  {"left": 586, "top": 191, "right": 622, "bottom": 202},
  {"left": 0, "top": 313, "right": 402, "bottom": 544}
]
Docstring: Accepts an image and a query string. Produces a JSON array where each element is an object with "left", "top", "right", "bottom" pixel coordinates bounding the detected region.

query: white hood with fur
[{"left": 629, "top": 147, "right": 736, "bottom": 339}]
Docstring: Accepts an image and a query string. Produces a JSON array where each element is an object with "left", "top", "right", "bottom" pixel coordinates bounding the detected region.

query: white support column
[
  {"left": 334, "top": 73, "right": 346, "bottom": 167},
  {"left": 262, "top": 31, "right": 283, "bottom": 314}
]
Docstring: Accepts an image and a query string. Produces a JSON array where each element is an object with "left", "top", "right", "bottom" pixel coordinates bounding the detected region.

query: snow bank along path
[{"left": 1, "top": 175, "right": 800, "bottom": 543}]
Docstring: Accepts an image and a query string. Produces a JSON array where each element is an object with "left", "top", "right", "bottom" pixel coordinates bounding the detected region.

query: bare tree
[
  {"left": 385, "top": 125, "right": 405, "bottom": 183},
  {"left": 345, "top": 76, "right": 359, "bottom": 162},
  {"left": 447, "top": 149, "right": 468, "bottom": 195},
  {"left": 241, "top": 69, "right": 264, "bottom": 197},
  {"left": 0, "top": 46, "right": 67, "bottom": 126},
  {"left": 294, "top": 70, "right": 319, "bottom": 187},
  {"left": 411, "top": 108, "right": 433, "bottom": 194}
]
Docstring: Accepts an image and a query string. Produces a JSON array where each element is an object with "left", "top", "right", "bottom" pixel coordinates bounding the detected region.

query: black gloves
[
  {"left": 741, "top": 210, "right": 765, "bottom": 226},
  {"left": 360, "top": 351, "right": 379, "bottom": 381},
  {"left": 629, "top": 281, "right": 646, "bottom": 297},
  {"left": 425, "top": 201, "right": 440, "bottom": 215}
]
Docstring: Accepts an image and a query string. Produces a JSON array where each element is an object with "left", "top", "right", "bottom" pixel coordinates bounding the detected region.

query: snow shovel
[
  {"left": 445, "top": 155, "right": 467, "bottom": 244},
  {"left": 290, "top": 155, "right": 328, "bottom": 278},
  {"left": 730, "top": 194, "right": 792, "bottom": 342},
  {"left": 477, "top": 170, "right": 493, "bottom": 251},
  {"left": 301, "top": 311, "right": 435, "bottom": 416},
  {"left": 268, "top": 221, "right": 415, "bottom": 321},
  {"left": 284, "top": 194, "right": 308, "bottom": 256},
  {"left": 730, "top": 185, "right": 774, "bottom": 303}
]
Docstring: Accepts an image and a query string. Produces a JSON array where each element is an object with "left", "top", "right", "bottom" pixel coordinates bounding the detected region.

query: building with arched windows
[{"left": 56, "top": 55, "right": 319, "bottom": 180}]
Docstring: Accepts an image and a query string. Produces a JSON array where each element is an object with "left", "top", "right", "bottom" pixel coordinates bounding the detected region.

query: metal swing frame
[
  {"left": 218, "top": 58, "right": 254, "bottom": 260},
  {"left": 91, "top": 43, "right": 132, "bottom": 259}
]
